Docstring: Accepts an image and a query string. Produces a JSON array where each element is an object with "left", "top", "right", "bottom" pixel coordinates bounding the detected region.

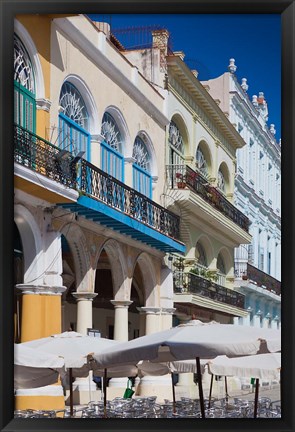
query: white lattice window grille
[
  {"left": 133, "top": 136, "right": 151, "bottom": 171},
  {"left": 196, "top": 147, "right": 209, "bottom": 178},
  {"left": 14, "top": 34, "right": 35, "bottom": 93},
  {"left": 101, "top": 112, "right": 122, "bottom": 153},
  {"left": 59, "top": 82, "right": 89, "bottom": 130},
  {"left": 168, "top": 121, "right": 184, "bottom": 154},
  {"left": 196, "top": 243, "right": 208, "bottom": 267},
  {"left": 217, "top": 169, "right": 226, "bottom": 193}
]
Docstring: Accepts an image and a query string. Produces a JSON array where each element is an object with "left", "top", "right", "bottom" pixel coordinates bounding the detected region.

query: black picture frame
[{"left": 1, "top": 1, "right": 294, "bottom": 431}]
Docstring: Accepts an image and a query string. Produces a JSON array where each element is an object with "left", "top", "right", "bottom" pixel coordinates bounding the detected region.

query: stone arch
[
  {"left": 195, "top": 234, "right": 215, "bottom": 268},
  {"left": 132, "top": 252, "right": 158, "bottom": 307},
  {"left": 96, "top": 239, "right": 130, "bottom": 299},
  {"left": 61, "top": 74, "right": 100, "bottom": 135},
  {"left": 216, "top": 246, "right": 232, "bottom": 276},
  {"left": 14, "top": 204, "right": 43, "bottom": 285},
  {"left": 60, "top": 223, "right": 92, "bottom": 292},
  {"left": 14, "top": 19, "right": 45, "bottom": 100}
]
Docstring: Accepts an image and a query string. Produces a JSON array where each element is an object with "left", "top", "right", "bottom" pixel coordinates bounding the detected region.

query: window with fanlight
[
  {"left": 217, "top": 169, "right": 226, "bottom": 194},
  {"left": 168, "top": 120, "right": 184, "bottom": 166},
  {"left": 58, "top": 82, "right": 90, "bottom": 159},
  {"left": 100, "top": 112, "right": 124, "bottom": 181},
  {"left": 132, "top": 135, "right": 152, "bottom": 198},
  {"left": 196, "top": 146, "right": 209, "bottom": 179},
  {"left": 14, "top": 34, "right": 36, "bottom": 132}
]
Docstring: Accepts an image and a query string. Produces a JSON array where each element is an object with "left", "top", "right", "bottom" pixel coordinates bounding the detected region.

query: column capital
[
  {"left": 15, "top": 284, "right": 66, "bottom": 296},
  {"left": 110, "top": 300, "right": 133, "bottom": 308},
  {"left": 91, "top": 133, "right": 104, "bottom": 143},
  {"left": 72, "top": 292, "right": 98, "bottom": 301},
  {"left": 140, "top": 306, "right": 162, "bottom": 315},
  {"left": 161, "top": 307, "right": 176, "bottom": 315}
]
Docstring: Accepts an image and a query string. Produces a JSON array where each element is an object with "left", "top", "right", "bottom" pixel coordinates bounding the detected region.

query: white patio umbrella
[
  {"left": 22, "top": 331, "right": 118, "bottom": 415},
  {"left": 93, "top": 320, "right": 281, "bottom": 417},
  {"left": 208, "top": 352, "right": 281, "bottom": 418},
  {"left": 14, "top": 343, "right": 65, "bottom": 390}
]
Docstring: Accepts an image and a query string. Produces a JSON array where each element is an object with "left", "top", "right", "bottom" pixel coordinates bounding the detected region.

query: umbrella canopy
[
  {"left": 208, "top": 352, "right": 281, "bottom": 381},
  {"left": 14, "top": 343, "right": 65, "bottom": 389},
  {"left": 22, "top": 331, "right": 118, "bottom": 372},
  {"left": 93, "top": 320, "right": 281, "bottom": 368},
  {"left": 91, "top": 360, "right": 170, "bottom": 378}
]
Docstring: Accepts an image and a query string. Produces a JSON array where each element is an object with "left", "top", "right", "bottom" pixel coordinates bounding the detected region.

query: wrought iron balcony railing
[
  {"left": 235, "top": 261, "right": 281, "bottom": 296},
  {"left": 173, "top": 270, "right": 245, "bottom": 309},
  {"left": 14, "top": 124, "right": 181, "bottom": 241},
  {"left": 166, "top": 164, "right": 250, "bottom": 232},
  {"left": 14, "top": 124, "right": 77, "bottom": 189},
  {"left": 79, "top": 159, "right": 180, "bottom": 240}
]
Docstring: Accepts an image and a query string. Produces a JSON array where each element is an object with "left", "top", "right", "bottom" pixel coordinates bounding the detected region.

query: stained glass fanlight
[
  {"left": 59, "top": 82, "right": 89, "bottom": 130},
  {"left": 101, "top": 112, "right": 122, "bottom": 152}
]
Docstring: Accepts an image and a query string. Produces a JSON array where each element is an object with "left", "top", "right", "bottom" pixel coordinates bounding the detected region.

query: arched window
[
  {"left": 132, "top": 135, "right": 152, "bottom": 197},
  {"left": 59, "top": 82, "right": 90, "bottom": 159},
  {"left": 14, "top": 34, "right": 36, "bottom": 132},
  {"left": 195, "top": 242, "right": 208, "bottom": 267},
  {"left": 218, "top": 169, "right": 226, "bottom": 194},
  {"left": 100, "top": 112, "right": 124, "bottom": 181},
  {"left": 217, "top": 254, "right": 226, "bottom": 275},
  {"left": 168, "top": 120, "right": 184, "bottom": 166},
  {"left": 196, "top": 147, "right": 209, "bottom": 178}
]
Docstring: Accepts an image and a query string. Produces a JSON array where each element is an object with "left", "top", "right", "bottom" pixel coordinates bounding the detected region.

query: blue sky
[{"left": 88, "top": 14, "right": 281, "bottom": 141}]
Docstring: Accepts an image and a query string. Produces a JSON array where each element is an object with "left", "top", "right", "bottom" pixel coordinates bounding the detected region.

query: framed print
[{"left": 1, "top": 1, "right": 294, "bottom": 432}]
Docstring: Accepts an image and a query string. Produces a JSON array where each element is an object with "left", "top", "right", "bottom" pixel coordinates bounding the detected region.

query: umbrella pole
[
  {"left": 208, "top": 373, "right": 213, "bottom": 408},
  {"left": 69, "top": 368, "right": 74, "bottom": 417},
  {"left": 196, "top": 357, "right": 205, "bottom": 418},
  {"left": 254, "top": 378, "right": 259, "bottom": 418},
  {"left": 103, "top": 368, "right": 107, "bottom": 418},
  {"left": 225, "top": 376, "right": 228, "bottom": 403},
  {"left": 171, "top": 373, "right": 176, "bottom": 414}
]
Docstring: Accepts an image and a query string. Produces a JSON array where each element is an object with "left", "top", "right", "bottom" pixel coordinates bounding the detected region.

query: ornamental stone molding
[
  {"left": 36, "top": 98, "right": 52, "bottom": 112},
  {"left": 110, "top": 300, "right": 133, "bottom": 309},
  {"left": 15, "top": 284, "right": 66, "bottom": 295}
]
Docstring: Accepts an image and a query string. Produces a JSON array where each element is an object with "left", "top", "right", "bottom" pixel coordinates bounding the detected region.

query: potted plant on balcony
[{"left": 175, "top": 172, "right": 186, "bottom": 189}]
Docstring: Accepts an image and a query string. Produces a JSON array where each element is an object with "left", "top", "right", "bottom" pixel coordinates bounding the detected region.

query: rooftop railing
[{"left": 166, "top": 164, "right": 250, "bottom": 232}]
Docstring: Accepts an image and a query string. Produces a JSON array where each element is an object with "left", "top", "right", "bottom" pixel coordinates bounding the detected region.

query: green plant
[{"left": 190, "top": 266, "right": 218, "bottom": 282}]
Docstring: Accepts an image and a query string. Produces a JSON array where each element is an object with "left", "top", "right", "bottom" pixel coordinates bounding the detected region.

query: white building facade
[{"left": 202, "top": 59, "right": 281, "bottom": 330}]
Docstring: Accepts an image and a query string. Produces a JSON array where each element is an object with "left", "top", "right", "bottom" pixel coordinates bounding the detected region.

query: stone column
[
  {"left": 15, "top": 284, "right": 66, "bottom": 411},
  {"left": 16, "top": 284, "right": 66, "bottom": 342},
  {"left": 72, "top": 292, "right": 98, "bottom": 335},
  {"left": 108, "top": 300, "right": 133, "bottom": 394},
  {"left": 161, "top": 308, "right": 176, "bottom": 331},
  {"left": 174, "top": 314, "right": 197, "bottom": 398},
  {"left": 141, "top": 307, "right": 162, "bottom": 335},
  {"left": 110, "top": 300, "right": 133, "bottom": 341},
  {"left": 71, "top": 292, "right": 98, "bottom": 404}
]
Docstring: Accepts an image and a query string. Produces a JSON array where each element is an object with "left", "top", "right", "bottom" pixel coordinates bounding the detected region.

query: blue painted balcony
[{"left": 14, "top": 124, "right": 185, "bottom": 254}]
